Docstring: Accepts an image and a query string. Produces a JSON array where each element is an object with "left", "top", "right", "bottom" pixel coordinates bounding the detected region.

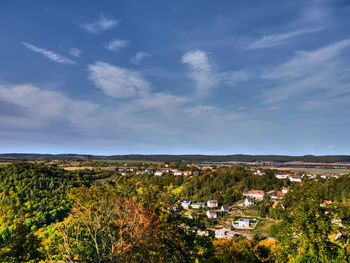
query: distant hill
[{"left": 1, "top": 153, "right": 350, "bottom": 163}]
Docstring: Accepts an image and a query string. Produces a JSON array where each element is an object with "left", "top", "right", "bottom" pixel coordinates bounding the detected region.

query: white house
[
  {"left": 275, "top": 172, "right": 289, "bottom": 179},
  {"left": 207, "top": 200, "right": 218, "bottom": 208},
  {"left": 233, "top": 219, "right": 251, "bottom": 229},
  {"left": 254, "top": 169, "right": 265, "bottom": 176},
  {"left": 206, "top": 210, "right": 217, "bottom": 219},
  {"left": 174, "top": 171, "right": 183, "bottom": 176},
  {"left": 154, "top": 170, "right": 164, "bottom": 176},
  {"left": 282, "top": 187, "right": 289, "bottom": 194},
  {"left": 191, "top": 202, "right": 205, "bottom": 209},
  {"left": 244, "top": 197, "right": 255, "bottom": 206},
  {"left": 289, "top": 175, "right": 302, "bottom": 182},
  {"left": 181, "top": 199, "right": 191, "bottom": 209}
]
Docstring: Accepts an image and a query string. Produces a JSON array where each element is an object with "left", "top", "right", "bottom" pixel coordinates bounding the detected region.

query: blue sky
[{"left": 1, "top": 0, "right": 350, "bottom": 155}]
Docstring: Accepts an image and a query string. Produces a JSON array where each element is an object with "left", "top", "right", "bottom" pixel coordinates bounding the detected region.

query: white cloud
[
  {"left": 181, "top": 50, "right": 211, "bottom": 71},
  {"left": 130, "top": 52, "right": 151, "bottom": 65},
  {"left": 238, "top": 107, "right": 245, "bottom": 112},
  {"left": 88, "top": 61, "right": 150, "bottom": 98},
  {"left": 181, "top": 50, "right": 216, "bottom": 96},
  {"left": 328, "top": 145, "right": 336, "bottom": 149},
  {"left": 247, "top": 27, "right": 323, "bottom": 49},
  {"left": 265, "top": 106, "right": 280, "bottom": 112},
  {"left": 78, "top": 15, "right": 118, "bottom": 34},
  {"left": 0, "top": 84, "right": 98, "bottom": 131},
  {"left": 181, "top": 50, "right": 248, "bottom": 97},
  {"left": 261, "top": 39, "right": 350, "bottom": 105},
  {"left": 22, "top": 42, "right": 76, "bottom": 65},
  {"left": 104, "top": 39, "right": 129, "bottom": 52},
  {"left": 69, "top": 48, "right": 81, "bottom": 57}
]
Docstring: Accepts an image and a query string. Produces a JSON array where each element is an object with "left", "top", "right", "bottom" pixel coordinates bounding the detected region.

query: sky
[{"left": 0, "top": 0, "right": 350, "bottom": 155}]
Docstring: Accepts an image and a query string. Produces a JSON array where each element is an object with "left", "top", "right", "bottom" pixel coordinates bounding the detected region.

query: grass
[{"left": 251, "top": 219, "right": 277, "bottom": 237}]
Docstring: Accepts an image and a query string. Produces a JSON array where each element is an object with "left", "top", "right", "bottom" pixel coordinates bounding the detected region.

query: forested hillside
[{"left": 0, "top": 162, "right": 349, "bottom": 262}]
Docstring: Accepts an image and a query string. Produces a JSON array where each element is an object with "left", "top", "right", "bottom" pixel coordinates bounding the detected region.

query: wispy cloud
[
  {"left": 104, "top": 39, "right": 129, "bottom": 52},
  {"left": 78, "top": 15, "right": 118, "bottom": 34},
  {"left": 238, "top": 107, "right": 246, "bottom": 112},
  {"left": 69, "top": 48, "right": 81, "bottom": 57},
  {"left": 22, "top": 42, "right": 76, "bottom": 65},
  {"left": 265, "top": 106, "right": 280, "bottom": 112},
  {"left": 88, "top": 61, "right": 150, "bottom": 98},
  {"left": 261, "top": 38, "right": 350, "bottom": 105},
  {"left": 328, "top": 145, "right": 336, "bottom": 149},
  {"left": 181, "top": 49, "right": 248, "bottom": 97},
  {"left": 247, "top": 27, "right": 323, "bottom": 49},
  {"left": 131, "top": 52, "right": 151, "bottom": 65}
]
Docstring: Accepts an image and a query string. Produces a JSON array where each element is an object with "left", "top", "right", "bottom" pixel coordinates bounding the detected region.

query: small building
[
  {"left": 154, "top": 170, "right": 164, "bottom": 176},
  {"left": 192, "top": 171, "right": 200, "bottom": 176},
  {"left": 254, "top": 169, "right": 265, "bottom": 176},
  {"left": 220, "top": 205, "right": 230, "bottom": 213},
  {"left": 206, "top": 210, "right": 217, "bottom": 219},
  {"left": 183, "top": 171, "right": 192, "bottom": 176},
  {"left": 271, "top": 191, "right": 285, "bottom": 199},
  {"left": 214, "top": 229, "right": 238, "bottom": 239},
  {"left": 207, "top": 200, "right": 218, "bottom": 208},
  {"left": 289, "top": 175, "right": 302, "bottom": 182},
  {"left": 174, "top": 171, "right": 183, "bottom": 176},
  {"left": 243, "top": 190, "right": 265, "bottom": 200},
  {"left": 282, "top": 187, "right": 289, "bottom": 194},
  {"left": 191, "top": 202, "right": 205, "bottom": 209},
  {"left": 275, "top": 172, "right": 289, "bottom": 179},
  {"left": 244, "top": 197, "right": 255, "bottom": 206},
  {"left": 233, "top": 219, "right": 251, "bottom": 229},
  {"left": 181, "top": 199, "right": 191, "bottom": 209}
]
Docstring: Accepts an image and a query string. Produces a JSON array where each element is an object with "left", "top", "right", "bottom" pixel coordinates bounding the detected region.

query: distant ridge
[{"left": 1, "top": 153, "right": 350, "bottom": 163}]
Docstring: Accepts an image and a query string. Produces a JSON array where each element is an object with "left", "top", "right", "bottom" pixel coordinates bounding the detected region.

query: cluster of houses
[
  {"left": 181, "top": 199, "right": 233, "bottom": 219},
  {"left": 116, "top": 163, "right": 219, "bottom": 177}
]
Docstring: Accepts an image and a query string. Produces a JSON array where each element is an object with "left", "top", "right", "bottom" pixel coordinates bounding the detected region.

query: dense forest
[
  {"left": 2, "top": 153, "right": 350, "bottom": 163},
  {"left": 0, "top": 162, "right": 349, "bottom": 262}
]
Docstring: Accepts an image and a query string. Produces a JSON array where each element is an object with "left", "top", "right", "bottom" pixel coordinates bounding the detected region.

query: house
[
  {"left": 320, "top": 200, "right": 332, "bottom": 207},
  {"left": 206, "top": 210, "right": 217, "bottom": 219},
  {"left": 192, "top": 171, "right": 200, "bottom": 176},
  {"left": 233, "top": 219, "right": 251, "bottom": 229},
  {"left": 243, "top": 190, "right": 265, "bottom": 200},
  {"left": 183, "top": 171, "right": 192, "bottom": 176},
  {"left": 282, "top": 187, "right": 289, "bottom": 194},
  {"left": 244, "top": 197, "right": 255, "bottom": 206},
  {"left": 289, "top": 175, "right": 302, "bottom": 182},
  {"left": 174, "top": 171, "right": 183, "bottom": 176},
  {"left": 191, "top": 202, "right": 205, "bottom": 209},
  {"left": 207, "top": 200, "right": 218, "bottom": 208},
  {"left": 220, "top": 205, "right": 230, "bottom": 213},
  {"left": 275, "top": 172, "right": 289, "bottom": 179},
  {"left": 271, "top": 191, "right": 285, "bottom": 199},
  {"left": 214, "top": 229, "right": 238, "bottom": 239},
  {"left": 181, "top": 199, "right": 191, "bottom": 209},
  {"left": 254, "top": 169, "right": 265, "bottom": 176},
  {"left": 154, "top": 170, "right": 164, "bottom": 176}
]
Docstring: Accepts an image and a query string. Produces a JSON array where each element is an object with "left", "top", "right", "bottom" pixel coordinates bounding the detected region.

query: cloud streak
[
  {"left": 78, "top": 15, "right": 118, "bottom": 34},
  {"left": 69, "top": 48, "right": 81, "bottom": 57},
  {"left": 22, "top": 42, "right": 76, "bottom": 65},
  {"left": 247, "top": 27, "right": 323, "bottom": 49},
  {"left": 104, "top": 39, "right": 129, "bottom": 52}
]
